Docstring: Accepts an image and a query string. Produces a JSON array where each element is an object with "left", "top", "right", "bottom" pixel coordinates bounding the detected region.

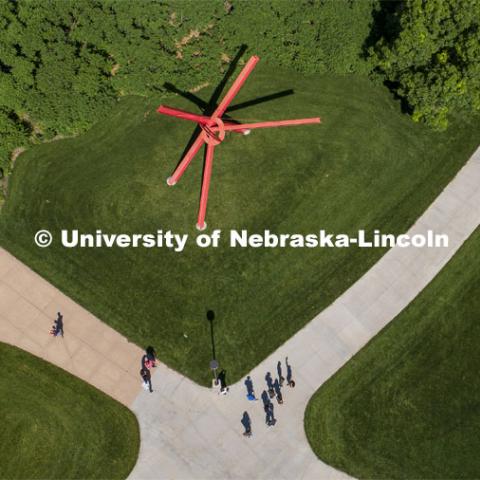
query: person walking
[
  {"left": 241, "top": 411, "right": 252, "bottom": 437},
  {"left": 218, "top": 369, "right": 229, "bottom": 395},
  {"left": 141, "top": 353, "right": 156, "bottom": 370},
  {"left": 265, "top": 401, "right": 276, "bottom": 426},
  {"left": 273, "top": 378, "right": 283, "bottom": 404},
  {"left": 140, "top": 367, "right": 153, "bottom": 393},
  {"left": 145, "top": 346, "right": 157, "bottom": 367},
  {"left": 244, "top": 375, "right": 256, "bottom": 400}
]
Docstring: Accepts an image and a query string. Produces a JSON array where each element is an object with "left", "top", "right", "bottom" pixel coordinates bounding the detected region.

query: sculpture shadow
[{"left": 162, "top": 44, "right": 295, "bottom": 168}]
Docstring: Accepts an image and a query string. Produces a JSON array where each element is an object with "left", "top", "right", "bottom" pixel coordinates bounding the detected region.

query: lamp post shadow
[
  {"left": 205, "top": 309, "right": 228, "bottom": 393},
  {"left": 207, "top": 309, "right": 216, "bottom": 360},
  {"left": 206, "top": 309, "right": 220, "bottom": 386}
]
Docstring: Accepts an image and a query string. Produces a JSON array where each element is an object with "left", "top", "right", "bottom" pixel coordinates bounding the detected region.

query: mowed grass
[
  {"left": 0, "top": 342, "right": 139, "bottom": 480},
  {"left": 305, "top": 226, "right": 480, "bottom": 479},
  {"left": 1, "top": 65, "right": 479, "bottom": 385}
]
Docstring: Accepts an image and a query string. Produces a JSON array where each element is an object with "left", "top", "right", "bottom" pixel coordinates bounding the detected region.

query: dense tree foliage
[
  {"left": 370, "top": 0, "right": 480, "bottom": 129},
  {"left": 0, "top": 0, "right": 375, "bottom": 174},
  {"left": 0, "top": 0, "right": 479, "bottom": 178}
]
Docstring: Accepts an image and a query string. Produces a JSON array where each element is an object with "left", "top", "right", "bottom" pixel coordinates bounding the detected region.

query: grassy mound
[
  {"left": 1, "top": 65, "right": 479, "bottom": 384},
  {"left": 305, "top": 227, "right": 480, "bottom": 479},
  {"left": 0, "top": 343, "right": 139, "bottom": 480}
]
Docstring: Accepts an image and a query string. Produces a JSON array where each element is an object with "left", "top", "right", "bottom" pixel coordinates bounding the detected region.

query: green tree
[{"left": 371, "top": 0, "right": 480, "bottom": 129}]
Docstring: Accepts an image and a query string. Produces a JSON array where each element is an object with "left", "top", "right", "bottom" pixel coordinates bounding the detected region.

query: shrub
[{"left": 369, "top": 0, "right": 480, "bottom": 130}]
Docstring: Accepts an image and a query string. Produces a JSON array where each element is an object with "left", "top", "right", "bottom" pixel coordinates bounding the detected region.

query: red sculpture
[{"left": 157, "top": 55, "right": 321, "bottom": 230}]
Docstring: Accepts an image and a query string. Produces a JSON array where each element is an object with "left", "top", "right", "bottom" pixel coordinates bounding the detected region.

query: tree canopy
[
  {"left": 370, "top": 0, "right": 480, "bottom": 129},
  {"left": 0, "top": 0, "right": 479, "bottom": 178},
  {"left": 0, "top": 0, "right": 375, "bottom": 175}
]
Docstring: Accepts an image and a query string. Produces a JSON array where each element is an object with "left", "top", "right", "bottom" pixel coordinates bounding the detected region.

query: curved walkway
[
  {"left": 0, "top": 248, "right": 144, "bottom": 406},
  {"left": 0, "top": 146, "right": 478, "bottom": 478}
]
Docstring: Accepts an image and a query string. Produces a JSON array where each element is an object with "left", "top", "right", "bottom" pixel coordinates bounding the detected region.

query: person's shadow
[
  {"left": 273, "top": 378, "right": 281, "bottom": 396},
  {"left": 286, "top": 356, "right": 294, "bottom": 386},
  {"left": 55, "top": 312, "right": 64, "bottom": 337}
]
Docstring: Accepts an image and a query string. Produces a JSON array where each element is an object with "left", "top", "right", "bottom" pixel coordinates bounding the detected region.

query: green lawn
[
  {"left": 1, "top": 65, "right": 479, "bottom": 385},
  {"left": 0, "top": 342, "right": 139, "bottom": 479},
  {"left": 305, "top": 226, "right": 480, "bottom": 479}
]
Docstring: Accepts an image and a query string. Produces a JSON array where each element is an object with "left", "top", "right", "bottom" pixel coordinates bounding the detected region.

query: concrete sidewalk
[
  {"left": 129, "top": 146, "right": 480, "bottom": 479},
  {"left": 0, "top": 248, "right": 143, "bottom": 406},
  {"left": 0, "top": 144, "right": 478, "bottom": 478}
]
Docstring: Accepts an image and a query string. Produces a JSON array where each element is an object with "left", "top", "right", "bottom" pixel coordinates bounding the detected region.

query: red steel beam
[
  {"left": 211, "top": 56, "right": 260, "bottom": 120},
  {"left": 167, "top": 134, "right": 205, "bottom": 186},
  {"left": 220, "top": 117, "right": 321, "bottom": 132},
  {"left": 157, "top": 105, "right": 212, "bottom": 125},
  {"left": 159, "top": 53, "right": 322, "bottom": 228},
  {"left": 196, "top": 143, "right": 215, "bottom": 230}
]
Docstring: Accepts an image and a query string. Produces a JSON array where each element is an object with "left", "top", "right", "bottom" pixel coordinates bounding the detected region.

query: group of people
[
  {"left": 136, "top": 347, "right": 295, "bottom": 438},
  {"left": 242, "top": 357, "right": 295, "bottom": 436},
  {"left": 46, "top": 313, "right": 292, "bottom": 437},
  {"left": 140, "top": 346, "right": 157, "bottom": 393}
]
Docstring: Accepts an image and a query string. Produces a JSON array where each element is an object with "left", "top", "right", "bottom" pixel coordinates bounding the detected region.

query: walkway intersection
[
  {"left": 130, "top": 146, "right": 480, "bottom": 479},
  {"left": 0, "top": 146, "right": 478, "bottom": 479}
]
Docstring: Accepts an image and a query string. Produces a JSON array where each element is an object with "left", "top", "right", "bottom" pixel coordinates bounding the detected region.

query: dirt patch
[
  {"left": 11, "top": 147, "right": 26, "bottom": 164},
  {"left": 19, "top": 113, "right": 43, "bottom": 136},
  {"left": 110, "top": 63, "right": 121, "bottom": 76},
  {"left": 189, "top": 82, "right": 210, "bottom": 93},
  {"left": 175, "top": 23, "right": 215, "bottom": 59}
]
